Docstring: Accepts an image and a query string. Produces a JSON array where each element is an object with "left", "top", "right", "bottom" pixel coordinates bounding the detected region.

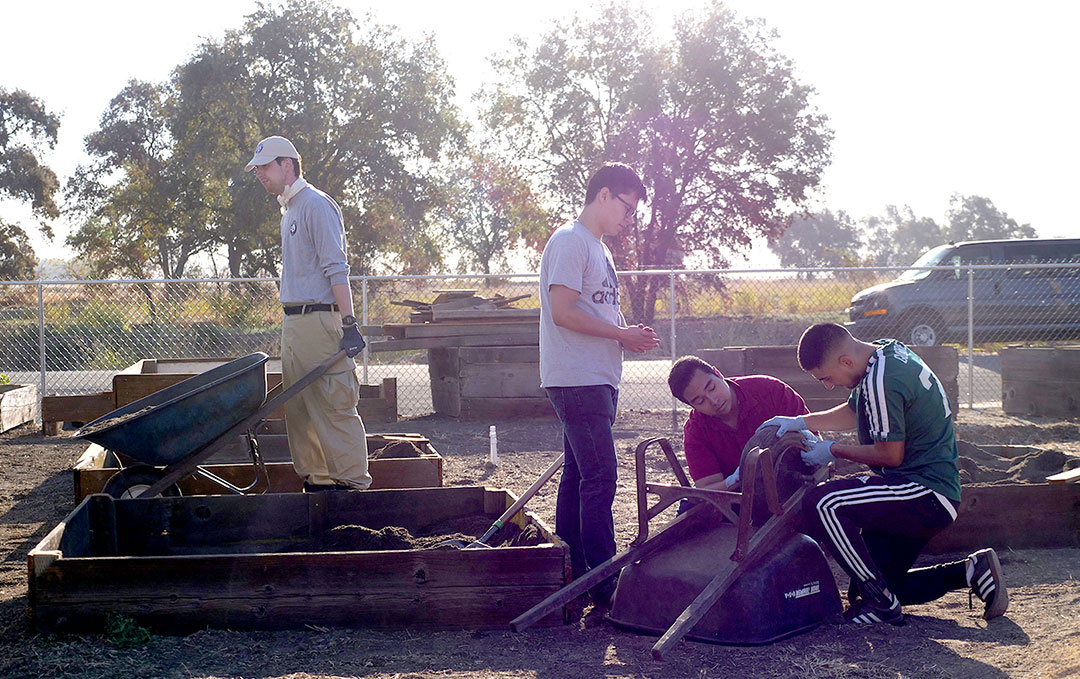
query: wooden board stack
[
  {"left": 366, "top": 289, "right": 540, "bottom": 352},
  {"left": 367, "top": 289, "right": 552, "bottom": 419}
]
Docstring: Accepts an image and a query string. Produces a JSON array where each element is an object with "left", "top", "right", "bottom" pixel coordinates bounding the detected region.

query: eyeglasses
[{"left": 612, "top": 194, "right": 640, "bottom": 226}]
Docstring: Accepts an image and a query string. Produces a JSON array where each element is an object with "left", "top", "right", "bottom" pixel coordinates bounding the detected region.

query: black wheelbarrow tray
[{"left": 76, "top": 349, "right": 348, "bottom": 498}]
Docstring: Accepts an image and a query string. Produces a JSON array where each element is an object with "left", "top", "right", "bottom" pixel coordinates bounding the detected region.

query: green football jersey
[{"left": 847, "top": 339, "right": 961, "bottom": 502}]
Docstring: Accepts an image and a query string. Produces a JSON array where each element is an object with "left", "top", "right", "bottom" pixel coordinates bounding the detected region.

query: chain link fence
[{"left": 4, "top": 262, "right": 1079, "bottom": 419}]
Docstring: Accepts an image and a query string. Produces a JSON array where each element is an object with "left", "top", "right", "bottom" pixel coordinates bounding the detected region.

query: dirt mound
[
  {"left": 302, "top": 512, "right": 546, "bottom": 552},
  {"left": 369, "top": 440, "right": 426, "bottom": 459},
  {"left": 957, "top": 440, "right": 1076, "bottom": 485}
]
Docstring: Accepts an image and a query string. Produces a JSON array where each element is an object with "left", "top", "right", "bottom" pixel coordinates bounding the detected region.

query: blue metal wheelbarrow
[{"left": 76, "top": 349, "right": 348, "bottom": 498}]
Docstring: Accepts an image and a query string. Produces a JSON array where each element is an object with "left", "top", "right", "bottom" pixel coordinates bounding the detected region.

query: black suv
[{"left": 846, "top": 238, "right": 1080, "bottom": 346}]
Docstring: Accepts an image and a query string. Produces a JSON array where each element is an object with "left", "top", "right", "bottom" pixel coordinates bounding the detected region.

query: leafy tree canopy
[
  {"left": 861, "top": 205, "right": 945, "bottom": 267},
  {"left": 0, "top": 88, "right": 59, "bottom": 275},
  {"left": 66, "top": 0, "right": 464, "bottom": 279},
  {"left": 441, "top": 149, "right": 552, "bottom": 274},
  {"left": 481, "top": 0, "right": 831, "bottom": 321},
  {"left": 769, "top": 209, "right": 861, "bottom": 271},
  {"left": 944, "top": 193, "right": 1036, "bottom": 243},
  {"left": 0, "top": 219, "right": 37, "bottom": 279}
]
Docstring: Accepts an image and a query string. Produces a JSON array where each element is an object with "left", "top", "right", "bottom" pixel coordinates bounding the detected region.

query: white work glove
[
  {"left": 757, "top": 415, "right": 806, "bottom": 437},
  {"left": 801, "top": 439, "right": 836, "bottom": 467}
]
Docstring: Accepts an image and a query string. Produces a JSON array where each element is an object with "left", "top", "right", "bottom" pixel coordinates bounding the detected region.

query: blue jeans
[{"left": 545, "top": 385, "right": 619, "bottom": 589}]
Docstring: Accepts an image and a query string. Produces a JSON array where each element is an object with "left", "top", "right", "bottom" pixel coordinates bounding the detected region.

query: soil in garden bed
[{"left": 298, "top": 512, "right": 545, "bottom": 552}]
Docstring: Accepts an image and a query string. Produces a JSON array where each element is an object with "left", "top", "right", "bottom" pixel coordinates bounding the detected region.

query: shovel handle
[{"left": 475, "top": 453, "right": 564, "bottom": 546}]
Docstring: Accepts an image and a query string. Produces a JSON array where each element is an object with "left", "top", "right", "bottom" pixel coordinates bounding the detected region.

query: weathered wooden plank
[
  {"left": 32, "top": 583, "right": 567, "bottom": 634},
  {"left": 400, "top": 321, "right": 539, "bottom": 339},
  {"left": 369, "top": 332, "right": 538, "bottom": 352},
  {"left": 41, "top": 392, "right": 114, "bottom": 426},
  {"left": 33, "top": 549, "right": 567, "bottom": 602},
  {"left": 0, "top": 383, "right": 38, "bottom": 432},
  {"left": 459, "top": 363, "right": 544, "bottom": 398},
  {"left": 1003, "top": 379, "right": 1080, "bottom": 418},
  {"left": 925, "top": 483, "right": 1080, "bottom": 553},
  {"left": 1047, "top": 467, "right": 1080, "bottom": 484},
  {"left": 458, "top": 345, "right": 540, "bottom": 364},
  {"left": 431, "top": 308, "right": 540, "bottom": 323}
]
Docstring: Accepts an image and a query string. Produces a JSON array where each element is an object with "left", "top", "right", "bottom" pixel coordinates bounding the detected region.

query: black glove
[{"left": 340, "top": 324, "right": 366, "bottom": 357}]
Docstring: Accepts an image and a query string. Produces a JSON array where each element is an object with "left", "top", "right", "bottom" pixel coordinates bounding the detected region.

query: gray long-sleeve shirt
[{"left": 279, "top": 184, "right": 351, "bottom": 305}]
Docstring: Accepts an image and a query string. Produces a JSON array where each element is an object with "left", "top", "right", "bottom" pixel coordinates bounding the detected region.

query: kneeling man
[{"left": 759, "top": 323, "right": 1007, "bottom": 625}]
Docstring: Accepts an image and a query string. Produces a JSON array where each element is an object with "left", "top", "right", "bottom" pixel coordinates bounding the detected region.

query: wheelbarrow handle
[{"left": 250, "top": 349, "right": 349, "bottom": 426}]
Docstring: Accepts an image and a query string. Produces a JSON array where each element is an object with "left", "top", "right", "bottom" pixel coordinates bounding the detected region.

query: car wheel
[{"left": 906, "top": 315, "right": 942, "bottom": 346}]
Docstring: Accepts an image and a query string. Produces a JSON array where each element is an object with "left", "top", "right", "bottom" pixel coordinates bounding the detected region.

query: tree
[
  {"left": 65, "top": 81, "right": 214, "bottom": 280},
  {"left": 67, "top": 0, "right": 464, "bottom": 279},
  {"left": 170, "top": 0, "right": 464, "bottom": 277},
  {"left": 481, "top": 0, "right": 831, "bottom": 322},
  {"left": 441, "top": 150, "right": 552, "bottom": 274},
  {"left": 0, "top": 219, "right": 37, "bottom": 279},
  {"left": 768, "top": 210, "right": 861, "bottom": 274},
  {"left": 944, "top": 194, "right": 1036, "bottom": 242},
  {"left": 0, "top": 88, "right": 59, "bottom": 276},
  {"left": 0, "top": 88, "right": 60, "bottom": 230},
  {"left": 861, "top": 205, "right": 945, "bottom": 267}
]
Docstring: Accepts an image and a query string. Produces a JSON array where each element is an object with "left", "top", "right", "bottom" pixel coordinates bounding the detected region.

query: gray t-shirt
[
  {"left": 539, "top": 221, "right": 624, "bottom": 388},
  {"left": 279, "top": 184, "right": 350, "bottom": 304}
]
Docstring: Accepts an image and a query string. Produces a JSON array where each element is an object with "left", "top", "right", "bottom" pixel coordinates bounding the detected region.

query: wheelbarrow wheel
[{"left": 102, "top": 465, "right": 183, "bottom": 499}]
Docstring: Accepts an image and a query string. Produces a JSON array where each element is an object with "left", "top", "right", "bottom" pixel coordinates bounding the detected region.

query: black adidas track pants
[{"left": 802, "top": 475, "right": 968, "bottom": 606}]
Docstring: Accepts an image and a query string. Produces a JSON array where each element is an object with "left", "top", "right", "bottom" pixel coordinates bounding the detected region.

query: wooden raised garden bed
[
  {"left": 1002, "top": 346, "right": 1080, "bottom": 418},
  {"left": 29, "top": 486, "right": 568, "bottom": 634},
  {"left": 41, "top": 356, "right": 397, "bottom": 434},
  {"left": 0, "top": 383, "right": 38, "bottom": 432},
  {"left": 71, "top": 432, "right": 443, "bottom": 503}
]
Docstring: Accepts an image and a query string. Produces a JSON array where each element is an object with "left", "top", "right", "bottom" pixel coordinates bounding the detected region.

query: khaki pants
[{"left": 281, "top": 311, "right": 371, "bottom": 489}]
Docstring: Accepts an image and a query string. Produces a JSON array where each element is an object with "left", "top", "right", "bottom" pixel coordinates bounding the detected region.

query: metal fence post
[
  {"left": 37, "top": 281, "right": 46, "bottom": 399},
  {"left": 967, "top": 268, "right": 975, "bottom": 409},
  {"left": 669, "top": 271, "right": 677, "bottom": 431},
  {"left": 361, "top": 276, "right": 370, "bottom": 384}
]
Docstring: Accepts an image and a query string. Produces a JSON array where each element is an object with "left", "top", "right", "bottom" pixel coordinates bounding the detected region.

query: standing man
[
  {"left": 246, "top": 135, "right": 371, "bottom": 492},
  {"left": 540, "top": 162, "right": 660, "bottom": 606},
  {"left": 760, "top": 323, "right": 1007, "bottom": 625}
]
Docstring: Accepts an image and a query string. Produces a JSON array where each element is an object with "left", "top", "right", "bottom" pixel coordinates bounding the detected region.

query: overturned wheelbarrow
[
  {"left": 76, "top": 350, "right": 347, "bottom": 498},
  {"left": 512, "top": 431, "right": 841, "bottom": 657}
]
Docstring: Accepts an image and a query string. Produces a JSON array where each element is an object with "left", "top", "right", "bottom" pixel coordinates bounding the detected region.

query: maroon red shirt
[{"left": 682, "top": 375, "right": 809, "bottom": 482}]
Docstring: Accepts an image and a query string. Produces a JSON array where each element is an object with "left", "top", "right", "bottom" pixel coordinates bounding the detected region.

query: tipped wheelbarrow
[{"left": 76, "top": 350, "right": 348, "bottom": 499}]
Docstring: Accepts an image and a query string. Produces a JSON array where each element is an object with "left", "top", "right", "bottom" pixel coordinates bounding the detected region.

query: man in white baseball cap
[
  {"left": 244, "top": 135, "right": 300, "bottom": 171},
  {"left": 246, "top": 134, "right": 371, "bottom": 492}
]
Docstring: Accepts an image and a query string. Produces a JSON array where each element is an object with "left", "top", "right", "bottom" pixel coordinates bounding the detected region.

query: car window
[
  {"left": 1004, "top": 242, "right": 1080, "bottom": 278},
  {"left": 898, "top": 245, "right": 952, "bottom": 281},
  {"left": 949, "top": 245, "right": 993, "bottom": 279}
]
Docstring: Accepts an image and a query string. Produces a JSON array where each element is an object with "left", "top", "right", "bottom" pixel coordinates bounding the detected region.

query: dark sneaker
[
  {"left": 302, "top": 481, "right": 352, "bottom": 493},
  {"left": 968, "top": 548, "right": 1009, "bottom": 619},
  {"left": 842, "top": 598, "right": 905, "bottom": 626}
]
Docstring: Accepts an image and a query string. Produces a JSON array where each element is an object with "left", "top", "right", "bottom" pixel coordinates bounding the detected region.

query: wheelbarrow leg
[{"left": 510, "top": 502, "right": 710, "bottom": 632}]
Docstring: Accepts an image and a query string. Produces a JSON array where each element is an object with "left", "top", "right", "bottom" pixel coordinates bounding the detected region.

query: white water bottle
[{"left": 489, "top": 425, "right": 498, "bottom": 465}]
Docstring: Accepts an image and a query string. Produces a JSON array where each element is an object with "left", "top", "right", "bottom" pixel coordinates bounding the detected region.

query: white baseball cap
[{"left": 244, "top": 136, "right": 299, "bottom": 171}]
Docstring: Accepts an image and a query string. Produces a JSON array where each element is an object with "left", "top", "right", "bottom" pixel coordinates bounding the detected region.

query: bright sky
[{"left": 2, "top": 0, "right": 1077, "bottom": 270}]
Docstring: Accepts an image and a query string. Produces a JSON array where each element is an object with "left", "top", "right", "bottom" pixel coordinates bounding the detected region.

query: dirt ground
[{"left": 2, "top": 407, "right": 1079, "bottom": 679}]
